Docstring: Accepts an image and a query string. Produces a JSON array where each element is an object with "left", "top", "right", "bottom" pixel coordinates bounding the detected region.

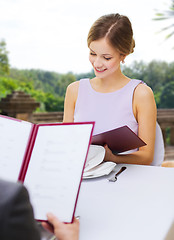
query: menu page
[
  {"left": 0, "top": 115, "right": 33, "bottom": 181},
  {"left": 24, "top": 123, "right": 93, "bottom": 222}
]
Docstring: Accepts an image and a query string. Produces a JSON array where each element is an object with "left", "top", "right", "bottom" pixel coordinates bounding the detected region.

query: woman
[{"left": 63, "top": 13, "right": 157, "bottom": 165}]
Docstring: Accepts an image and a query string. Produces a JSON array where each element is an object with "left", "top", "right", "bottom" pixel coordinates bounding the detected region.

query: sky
[{"left": 0, "top": 0, "right": 174, "bottom": 74}]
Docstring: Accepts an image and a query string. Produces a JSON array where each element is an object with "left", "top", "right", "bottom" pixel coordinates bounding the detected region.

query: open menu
[
  {"left": 0, "top": 114, "right": 94, "bottom": 223},
  {"left": 91, "top": 125, "right": 146, "bottom": 153}
]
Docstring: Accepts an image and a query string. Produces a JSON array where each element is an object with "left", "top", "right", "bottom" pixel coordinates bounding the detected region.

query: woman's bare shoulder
[
  {"left": 67, "top": 81, "right": 79, "bottom": 91},
  {"left": 133, "top": 83, "right": 156, "bottom": 116},
  {"left": 134, "top": 83, "right": 154, "bottom": 100},
  {"left": 66, "top": 81, "right": 80, "bottom": 97}
]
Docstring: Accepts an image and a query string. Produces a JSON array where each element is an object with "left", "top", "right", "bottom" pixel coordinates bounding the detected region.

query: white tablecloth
[{"left": 76, "top": 164, "right": 174, "bottom": 240}]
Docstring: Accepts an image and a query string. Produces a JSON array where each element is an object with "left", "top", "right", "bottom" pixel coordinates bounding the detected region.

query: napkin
[{"left": 84, "top": 145, "right": 116, "bottom": 178}]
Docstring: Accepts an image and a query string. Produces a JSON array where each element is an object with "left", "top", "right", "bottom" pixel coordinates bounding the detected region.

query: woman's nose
[{"left": 93, "top": 58, "right": 103, "bottom": 68}]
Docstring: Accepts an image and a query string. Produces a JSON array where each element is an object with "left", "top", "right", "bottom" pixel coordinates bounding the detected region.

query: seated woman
[{"left": 63, "top": 13, "right": 157, "bottom": 166}]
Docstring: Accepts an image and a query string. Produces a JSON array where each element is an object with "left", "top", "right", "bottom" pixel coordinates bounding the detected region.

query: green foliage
[
  {"left": 153, "top": 0, "right": 174, "bottom": 45},
  {"left": 0, "top": 40, "right": 10, "bottom": 75},
  {"left": 0, "top": 77, "right": 20, "bottom": 98},
  {"left": 165, "top": 62, "right": 174, "bottom": 83},
  {"left": 154, "top": 91, "right": 161, "bottom": 108},
  {"left": 0, "top": 59, "right": 174, "bottom": 111},
  {"left": 122, "top": 60, "right": 168, "bottom": 92},
  {"left": 0, "top": 40, "right": 173, "bottom": 112},
  {"left": 44, "top": 93, "right": 64, "bottom": 112},
  {"left": 55, "top": 73, "right": 76, "bottom": 97},
  {"left": 142, "top": 61, "right": 168, "bottom": 91},
  {"left": 8, "top": 69, "right": 77, "bottom": 111},
  {"left": 122, "top": 60, "right": 174, "bottom": 108},
  {"left": 160, "top": 81, "right": 174, "bottom": 108},
  {"left": 2, "top": 69, "right": 77, "bottom": 112},
  {"left": 75, "top": 70, "right": 95, "bottom": 80}
]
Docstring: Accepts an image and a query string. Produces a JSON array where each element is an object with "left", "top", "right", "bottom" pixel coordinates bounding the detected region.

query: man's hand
[{"left": 42, "top": 213, "right": 79, "bottom": 240}]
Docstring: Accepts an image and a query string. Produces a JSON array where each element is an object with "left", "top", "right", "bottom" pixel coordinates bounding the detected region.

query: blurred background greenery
[{"left": 0, "top": 0, "right": 174, "bottom": 112}]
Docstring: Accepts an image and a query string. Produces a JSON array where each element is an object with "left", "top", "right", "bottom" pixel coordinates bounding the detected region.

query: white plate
[
  {"left": 84, "top": 145, "right": 105, "bottom": 172},
  {"left": 83, "top": 161, "right": 116, "bottom": 179}
]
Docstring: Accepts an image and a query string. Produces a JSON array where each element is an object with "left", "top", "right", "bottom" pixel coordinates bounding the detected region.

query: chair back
[{"left": 151, "top": 122, "right": 165, "bottom": 166}]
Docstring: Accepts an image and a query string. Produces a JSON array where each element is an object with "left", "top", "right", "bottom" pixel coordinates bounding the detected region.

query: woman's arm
[
  {"left": 63, "top": 81, "right": 79, "bottom": 122},
  {"left": 104, "top": 84, "right": 157, "bottom": 165}
]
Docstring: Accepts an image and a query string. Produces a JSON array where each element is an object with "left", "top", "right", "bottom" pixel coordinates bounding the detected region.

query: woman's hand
[{"left": 104, "top": 144, "right": 116, "bottom": 162}]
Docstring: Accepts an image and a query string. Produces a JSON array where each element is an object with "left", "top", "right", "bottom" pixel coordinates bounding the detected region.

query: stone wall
[
  {"left": 157, "top": 109, "right": 174, "bottom": 145},
  {"left": 32, "top": 112, "right": 63, "bottom": 123},
  {"left": 0, "top": 91, "right": 40, "bottom": 121}
]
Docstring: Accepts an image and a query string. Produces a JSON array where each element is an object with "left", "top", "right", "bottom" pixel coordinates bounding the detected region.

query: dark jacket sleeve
[{"left": 0, "top": 180, "right": 40, "bottom": 240}]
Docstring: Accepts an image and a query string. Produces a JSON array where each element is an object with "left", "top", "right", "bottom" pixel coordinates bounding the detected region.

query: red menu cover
[
  {"left": 91, "top": 125, "right": 146, "bottom": 153},
  {"left": 0, "top": 114, "right": 94, "bottom": 223}
]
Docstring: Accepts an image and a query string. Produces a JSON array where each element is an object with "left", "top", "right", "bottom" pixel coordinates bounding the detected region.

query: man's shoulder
[
  {"left": 0, "top": 179, "right": 40, "bottom": 240},
  {"left": 0, "top": 179, "right": 22, "bottom": 189},
  {"left": 0, "top": 179, "right": 24, "bottom": 204}
]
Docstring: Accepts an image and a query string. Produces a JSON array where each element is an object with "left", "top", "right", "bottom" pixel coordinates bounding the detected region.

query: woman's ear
[{"left": 120, "top": 54, "right": 126, "bottom": 64}]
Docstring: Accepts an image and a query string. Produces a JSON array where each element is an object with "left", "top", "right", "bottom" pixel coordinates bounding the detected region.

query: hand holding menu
[
  {"left": 91, "top": 125, "right": 146, "bottom": 153},
  {"left": 0, "top": 114, "right": 94, "bottom": 223}
]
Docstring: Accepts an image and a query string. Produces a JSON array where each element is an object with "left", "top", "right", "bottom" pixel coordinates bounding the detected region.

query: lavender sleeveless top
[
  {"left": 74, "top": 78, "right": 142, "bottom": 136},
  {"left": 74, "top": 78, "right": 164, "bottom": 166}
]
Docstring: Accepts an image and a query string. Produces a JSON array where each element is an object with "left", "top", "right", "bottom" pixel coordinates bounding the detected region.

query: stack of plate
[{"left": 83, "top": 145, "right": 116, "bottom": 179}]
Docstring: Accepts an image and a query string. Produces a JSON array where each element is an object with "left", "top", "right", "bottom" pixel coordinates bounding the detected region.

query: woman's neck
[{"left": 93, "top": 71, "right": 130, "bottom": 93}]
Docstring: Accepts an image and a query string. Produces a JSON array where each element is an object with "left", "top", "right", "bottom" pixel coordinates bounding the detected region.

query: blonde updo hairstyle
[{"left": 87, "top": 13, "right": 135, "bottom": 56}]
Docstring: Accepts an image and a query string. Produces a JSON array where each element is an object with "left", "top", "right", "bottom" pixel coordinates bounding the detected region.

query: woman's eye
[
  {"left": 90, "top": 52, "right": 96, "bottom": 56},
  {"left": 104, "top": 57, "right": 111, "bottom": 61}
]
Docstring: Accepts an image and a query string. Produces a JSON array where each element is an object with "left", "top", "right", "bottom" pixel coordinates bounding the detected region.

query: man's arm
[{"left": 5, "top": 183, "right": 40, "bottom": 240}]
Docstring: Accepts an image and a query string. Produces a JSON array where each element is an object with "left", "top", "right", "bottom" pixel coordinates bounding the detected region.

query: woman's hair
[{"left": 87, "top": 13, "right": 135, "bottom": 55}]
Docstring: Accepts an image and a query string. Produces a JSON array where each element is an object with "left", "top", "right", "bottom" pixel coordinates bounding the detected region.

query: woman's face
[{"left": 89, "top": 38, "right": 124, "bottom": 78}]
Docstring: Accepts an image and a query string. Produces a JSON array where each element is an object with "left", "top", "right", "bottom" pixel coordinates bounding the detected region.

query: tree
[
  {"left": 44, "top": 93, "right": 64, "bottom": 111},
  {"left": 0, "top": 40, "right": 10, "bottom": 75},
  {"left": 165, "top": 62, "right": 174, "bottom": 83},
  {"left": 55, "top": 73, "right": 76, "bottom": 97},
  {"left": 122, "top": 61, "right": 146, "bottom": 80},
  {"left": 143, "top": 61, "right": 168, "bottom": 92},
  {"left": 160, "top": 81, "right": 174, "bottom": 108},
  {"left": 75, "top": 70, "right": 95, "bottom": 80},
  {"left": 154, "top": 0, "right": 174, "bottom": 43}
]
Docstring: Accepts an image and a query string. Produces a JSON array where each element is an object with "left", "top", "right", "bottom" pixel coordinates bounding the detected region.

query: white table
[{"left": 76, "top": 164, "right": 174, "bottom": 240}]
